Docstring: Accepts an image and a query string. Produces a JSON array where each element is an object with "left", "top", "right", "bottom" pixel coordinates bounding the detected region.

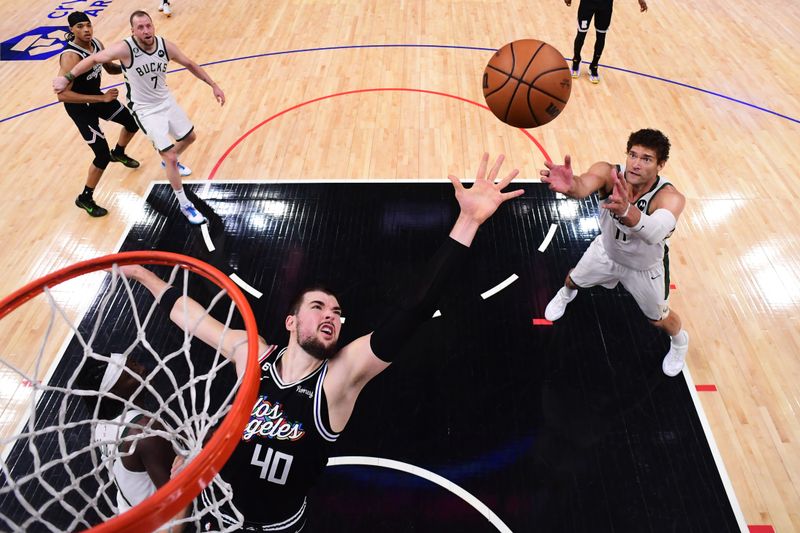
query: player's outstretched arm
[
  {"left": 164, "top": 40, "right": 225, "bottom": 106},
  {"left": 541, "top": 156, "right": 613, "bottom": 198},
  {"left": 116, "top": 265, "right": 264, "bottom": 377},
  {"left": 324, "top": 153, "right": 522, "bottom": 428}
]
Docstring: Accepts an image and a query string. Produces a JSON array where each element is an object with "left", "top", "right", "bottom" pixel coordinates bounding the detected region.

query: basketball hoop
[{"left": 0, "top": 251, "right": 260, "bottom": 532}]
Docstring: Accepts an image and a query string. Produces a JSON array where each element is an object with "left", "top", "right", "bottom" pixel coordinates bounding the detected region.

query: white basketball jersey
[
  {"left": 122, "top": 36, "right": 171, "bottom": 112},
  {"left": 95, "top": 409, "right": 158, "bottom": 512},
  {"left": 598, "top": 165, "right": 675, "bottom": 270}
]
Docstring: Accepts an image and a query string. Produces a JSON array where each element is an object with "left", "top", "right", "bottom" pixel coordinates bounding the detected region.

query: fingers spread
[
  {"left": 447, "top": 174, "right": 464, "bottom": 191},
  {"left": 488, "top": 154, "right": 505, "bottom": 182},
  {"left": 501, "top": 188, "right": 525, "bottom": 201},
  {"left": 476, "top": 152, "right": 489, "bottom": 180},
  {"left": 497, "top": 168, "right": 519, "bottom": 190}
]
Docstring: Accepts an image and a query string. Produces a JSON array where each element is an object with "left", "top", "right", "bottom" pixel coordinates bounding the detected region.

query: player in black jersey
[
  {"left": 119, "top": 153, "right": 523, "bottom": 532},
  {"left": 564, "top": 0, "right": 647, "bottom": 83},
  {"left": 57, "top": 12, "right": 141, "bottom": 217}
]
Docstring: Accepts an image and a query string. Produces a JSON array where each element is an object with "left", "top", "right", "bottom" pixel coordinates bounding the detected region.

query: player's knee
[
  {"left": 92, "top": 152, "right": 111, "bottom": 170},
  {"left": 89, "top": 139, "right": 111, "bottom": 169},
  {"left": 160, "top": 148, "right": 178, "bottom": 164},
  {"left": 180, "top": 130, "right": 196, "bottom": 145}
]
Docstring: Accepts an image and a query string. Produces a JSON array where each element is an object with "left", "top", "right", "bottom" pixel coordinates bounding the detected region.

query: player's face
[
  {"left": 289, "top": 291, "right": 342, "bottom": 360},
  {"left": 131, "top": 15, "right": 155, "bottom": 47},
  {"left": 71, "top": 21, "right": 93, "bottom": 44},
  {"left": 624, "top": 145, "right": 665, "bottom": 185}
]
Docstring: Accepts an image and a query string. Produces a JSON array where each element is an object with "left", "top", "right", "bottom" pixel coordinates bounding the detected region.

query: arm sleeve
[
  {"left": 630, "top": 208, "right": 677, "bottom": 244},
  {"left": 369, "top": 236, "right": 469, "bottom": 362}
]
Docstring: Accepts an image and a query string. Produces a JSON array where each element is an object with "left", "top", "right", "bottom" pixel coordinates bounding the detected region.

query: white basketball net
[{"left": 0, "top": 263, "right": 250, "bottom": 532}]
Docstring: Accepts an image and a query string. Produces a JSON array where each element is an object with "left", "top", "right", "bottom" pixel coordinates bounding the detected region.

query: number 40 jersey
[{"left": 219, "top": 346, "right": 341, "bottom": 529}]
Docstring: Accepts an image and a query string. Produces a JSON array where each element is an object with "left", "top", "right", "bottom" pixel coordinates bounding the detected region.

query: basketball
[{"left": 483, "top": 39, "right": 572, "bottom": 128}]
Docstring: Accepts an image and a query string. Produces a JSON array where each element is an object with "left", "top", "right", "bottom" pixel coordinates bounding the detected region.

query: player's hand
[
  {"left": 53, "top": 76, "right": 69, "bottom": 93},
  {"left": 103, "top": 88, "right": 119, "bottom": 102},
  {"left": 448, "top": 153, "right": 523, "bottom": 226},
  {"left": 601, "top": 166, "right": 631, "bottom": 218},
  {"left": 540, "top": 154, "right": 575, "bottom": 195},
  {"left": 213, "top": 84, "right": 225, "bottom": 106}
]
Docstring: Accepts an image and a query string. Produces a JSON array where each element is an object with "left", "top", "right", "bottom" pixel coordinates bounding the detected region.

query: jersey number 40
[{"left": 250, "top": 444, "right": 294, "bottom": 485}]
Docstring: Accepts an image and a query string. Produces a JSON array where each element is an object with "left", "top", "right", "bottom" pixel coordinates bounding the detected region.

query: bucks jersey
[
  {"left": 121, "top": 36, "right": 170, "bottom": 112},
  {"left": 598, "top": 165, "right": 675, "bottom": 270},
  {"left": 219, "top": 346, "right": 340, "bottom": 529},
  {"left": 60, "top": 38, "right": 104, "bottom": 96}
]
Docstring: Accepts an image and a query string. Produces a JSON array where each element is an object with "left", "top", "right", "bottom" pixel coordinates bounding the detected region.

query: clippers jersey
[
  {"left": 598, "top": 165, "right": 675, "bottom": 270},
  {"left": 121, "top": 36, "right": 171, "bottom": 112},
  {"left": 60, "top": 38, "right": 104, "bottom": 97},
  {"left": 219, "top": 346, "right": 340, "bottom": 528}
]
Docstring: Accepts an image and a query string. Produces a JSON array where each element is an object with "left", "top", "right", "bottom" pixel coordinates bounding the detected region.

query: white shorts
[
  {"left": 569, "top": 237, "right": 670, "bottom": 321},
  {"left": 133, "top": 95, "right": 193, "bottom": 152}
]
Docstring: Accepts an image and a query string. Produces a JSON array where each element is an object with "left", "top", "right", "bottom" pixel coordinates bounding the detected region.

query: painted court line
[
  {"left": 682, "top": 366, "right": 748, "bottom": 531},
  {"left": 230, "top": 273, "right": 263, "bottom": 299},
  {"left": 328, "top": 456, "right": 512, "bottom": 533},
  {"left": 538, "top": 224, "right": 558, "bottom": 252},
  {"left": 480, "top": 274, "right": 518, "bottom": 300},
  {"left": 200, "top": 224, "right": 215, "bottom": 252}
]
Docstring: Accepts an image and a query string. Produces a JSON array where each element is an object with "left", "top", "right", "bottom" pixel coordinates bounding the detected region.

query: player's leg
[
  {"left": 101, "top": 100, "right": 141, "bottom": 168},
  {"left": 163, "top": 96, "right": 195, "bottom": 177},
  {"left": 572, "top": 1, "right": 594, "bottom": 77},
  {"left": 621, "top": 263, "right": 689, "bottom": 376},
  {"left": 589, "top": 5, "right": 613, "bottom": 83},
  {"left": 137, "top": 109, "right": 205, "bottom": 225},
  {"left": 68, "top": 106, "right": 111, "bottom": 217},
  {"left": 545, "top": 238, "right": 618, "bottom": 321}
]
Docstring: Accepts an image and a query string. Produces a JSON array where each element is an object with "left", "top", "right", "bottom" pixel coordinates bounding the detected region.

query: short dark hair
[
  {"left": 627, "top": 129, "right": 671, "bottom": 163},
  {"left": 129, "top": 10, "right": 152, "bottom": 26},
  {"left": 287, "top": 284, "right": 339, "bottom": 315}
]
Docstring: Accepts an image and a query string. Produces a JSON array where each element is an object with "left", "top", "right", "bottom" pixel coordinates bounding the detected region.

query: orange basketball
[{"left": 483, "top": 39, "right": 572, "bottom": 128}]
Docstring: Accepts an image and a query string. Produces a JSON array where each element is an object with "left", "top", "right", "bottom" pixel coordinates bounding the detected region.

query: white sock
[
  {"left": 671, "top": 329, "right": 688, "bottom": 346},
  {"left": 173, "top": 187, "right": 190, "bottom": 207}
]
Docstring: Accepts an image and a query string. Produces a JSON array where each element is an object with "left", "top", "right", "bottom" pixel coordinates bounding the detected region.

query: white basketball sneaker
[
  {"left": 662, "top": 331, "right": 689, "bottom": 377},
  {"left": 180, "top": 203, "right": 205, "bottom": 225},
  {"left": 544, "top": 286, "right": 578, "bottom": 321},
  {"left": 161, "top": 1, "right": 172, "bottom": 16},
  {"left": 161, "top": 160, "right": 192, "bottom": 176}
]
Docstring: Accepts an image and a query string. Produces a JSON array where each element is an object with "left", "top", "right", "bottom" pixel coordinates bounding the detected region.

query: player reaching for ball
[
  {"left": 540, "top": 128, "right": 690, "bottom": 377},
  {"left": 117, "top": 153, "right": 523, "bottom": 531}
]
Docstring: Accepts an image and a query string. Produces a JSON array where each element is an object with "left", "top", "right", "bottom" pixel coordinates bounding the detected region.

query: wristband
[
  {"left": 620, "top": 203, "right": 631, "bottom": 218},
  {"left": 64, "top": 72, "right": 75, "bottom": 82}
]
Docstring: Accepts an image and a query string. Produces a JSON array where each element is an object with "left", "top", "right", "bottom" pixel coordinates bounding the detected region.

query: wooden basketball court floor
[{"left": 1, "top": 0, "right": 798, "bottom": 531}]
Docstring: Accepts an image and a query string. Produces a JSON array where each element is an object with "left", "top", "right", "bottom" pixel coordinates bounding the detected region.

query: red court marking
[
  {"left": 532, "top": 318, "right": 552, "bottom": 326},
  {"left": 748, "top": 526, "right": 775, "bottom": 533},
  {"left": 695, "top": 384, "right": 718, "bottom": 392},
  {"left": 208, "top": 88, "right": 552, "bottom": 180},
  {"left": 670, "top": 283, "right": 677, "bottom": 290}
]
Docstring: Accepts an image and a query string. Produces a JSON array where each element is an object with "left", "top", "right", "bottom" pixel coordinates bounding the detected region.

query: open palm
[
  {"left": 540, "top": 155, "right": 575, "bottom": 194},
  {"left": 448, "top": 153, "right": 523, "bottom": 225}
]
